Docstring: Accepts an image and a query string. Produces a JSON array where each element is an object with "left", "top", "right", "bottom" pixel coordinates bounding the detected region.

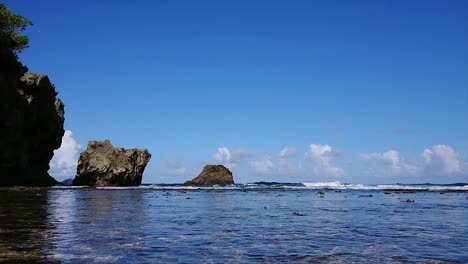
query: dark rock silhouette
[
  {"left": 184, "top": 165, "right": 234, "bottom": 186},
  {"left": 60, "top": 178, "right": 74, "bottom": 186},
  {"left": 72, "top": 140, "right": 151, "bottom": 186},
  {"left": 1, "top": 17, "right": 65, "bottom": 187},
  {"left": 0, "top": 73, "right": 64, "bottom": 186}
]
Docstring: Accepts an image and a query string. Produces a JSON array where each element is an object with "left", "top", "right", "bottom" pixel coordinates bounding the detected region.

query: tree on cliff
[
  {"left": 0, "top": 4, "right": 32, "bottom": 78},
  {"left": 0, "top": 3, "right": 32, "bottom": 53}
]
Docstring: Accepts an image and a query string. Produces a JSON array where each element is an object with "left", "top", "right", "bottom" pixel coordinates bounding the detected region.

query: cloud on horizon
[
  {"left": 250, "top": 145, "right": 348, "bottom": 177},
  {"left": 49, "top": 130, "right": 82, "bottom": 179},
  {"left": 422, "top": 145, "right": 464, "bottom": 175},
  {"left": 250, "top": 155, "right": 276, "bottom": 175},
  {"left": 361, "top": 150, "right": 419, "bottom": 177},
  {"left": 361, "top": 144, "right": 466, "bottom": 178},
  {"left": 307, "top": 144, "right": 344, "bottom": 177},
  {"left": 213, "top": 147, "right": 251, "bottom": 169},
  {"left": 195, "top": 144, "right": 467, "bottom": 181},
  {"left": 279, "top": 147, "right": 296, "bottom": 158},
  {"left": 250, "top": 146, "right": 303, "bottom": 176}
]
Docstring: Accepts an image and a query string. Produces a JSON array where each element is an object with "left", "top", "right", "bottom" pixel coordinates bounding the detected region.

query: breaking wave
[{"left": 62, "top": 181, "right": 468, "bottom": 192}]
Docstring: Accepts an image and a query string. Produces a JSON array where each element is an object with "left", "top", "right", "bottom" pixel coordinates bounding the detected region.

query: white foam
[
  {"left": 51, "top": 183, "right": 468, "bottom": 191},
  {"left": 301, "top": 182, "right": 468, "bottom": 191},
  {"left": 302, "top": 181, "right": 346, "bottom": 188},
  {"left": 301, "top": 181, "right": 369, "bottom": 190},
  {"left": 51, "top": 186, "right": 88, "bottom": 189},
  {"left": 96, "top": 186, "right": 140, "bottom": 190}
]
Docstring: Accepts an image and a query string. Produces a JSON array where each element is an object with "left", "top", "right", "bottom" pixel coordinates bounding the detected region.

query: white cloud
[
  {"left": 307, "top": 144, "right": 344, "bottom": 177},
  {"left": 213, "top": 147, "right": 251, "bottom": 169},
  {"left": 362, "top": 145, "right": 466, "bottom": 178},
  {"left": 213, "top": 147, "right": 231, "bottom": 164},
  {"left": 279, "top": 147, "right": 296, "bottom": 158},
  {"left": 276, "top": 147, "right": 300, "bottom": 175},
  {"left": 231, "top": 148, "right": 251, "bottom": 162},
  {"left": 49, "top": 130, "right": 82, "bottom": 179},
  {"left": 421, "top": 145, "right": 462, "bottom": 175},
  {"left": 250, "top": 144, "right": 341, "bottom": 177},
  {"left": 249, "top": 147, "right": 301, "bottom": 176},
  {"left": 250, "top": 155, "right": 275, "bottom": 175},
  {"left": 277, "top": 158, "right": 301, "bottom": 175},
  {"left": 361, "top": 150, "right": 419, "bottom": 176}
]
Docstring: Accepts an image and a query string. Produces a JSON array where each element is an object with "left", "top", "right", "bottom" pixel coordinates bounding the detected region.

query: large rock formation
[
  {"left": 0, "top": 5, "right": 65, "bottom": 186},
  {"left": 72, "top": 140, "right": 151, "bottom": 186},
  {"left": 0, "top": 73, "right": 65, "bottom": 186},
  {"left": 184, "top": 165, "right": 234, "bottom": 186}
]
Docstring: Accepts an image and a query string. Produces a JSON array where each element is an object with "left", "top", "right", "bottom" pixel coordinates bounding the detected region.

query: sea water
[{"left": 1, "top": 182, "right": 467, "bottom": 263}]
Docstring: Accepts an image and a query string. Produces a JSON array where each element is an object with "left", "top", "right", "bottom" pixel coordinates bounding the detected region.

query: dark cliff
[{"left": 0, "top": 37, "right": 64, "bottom": 186}]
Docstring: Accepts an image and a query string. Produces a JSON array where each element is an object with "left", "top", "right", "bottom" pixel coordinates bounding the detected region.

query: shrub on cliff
[
  {"left": 0, "top": 3, "right": 32, "bottom": 79},
  {"left": 0, "top": 3, "right": 32, "bottom": 53}
]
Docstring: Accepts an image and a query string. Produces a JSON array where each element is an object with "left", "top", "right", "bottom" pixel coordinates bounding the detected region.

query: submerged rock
[
  {"left": 184, "top": 165, "right": 234, "bottom": 186},
  {"left": 292, "top": 212, "right": 305, "bottom": 216},
  {"left": 0, "top": 73, "right": 64, "bottom": 186},
  {"left": 72, "top": 140, "right": 151, "bottom": 187}
]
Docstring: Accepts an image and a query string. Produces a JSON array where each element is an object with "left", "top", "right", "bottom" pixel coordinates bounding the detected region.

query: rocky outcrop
[
  {"left": 0, "top": 5, "right": 64, "bottom": 186},
  {"left": 72, "top": 140, "right": 151, "bottom": 186},
  {"left": 0, "top": 73, "right": 65, "bottom": 186},
  {"left": 184, "top": 165, "right": 234, "bottom": 186}
]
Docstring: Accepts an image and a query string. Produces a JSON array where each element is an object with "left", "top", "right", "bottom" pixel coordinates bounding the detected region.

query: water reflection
[
  {"left": 0, "top": 188, "right": 57, "bottom": 263},
  {"left": 45, "top": 189, "right": 148, "bottom": 263},
  {"left": 1, "top": 188, "right": 467, "bottom": 263}
]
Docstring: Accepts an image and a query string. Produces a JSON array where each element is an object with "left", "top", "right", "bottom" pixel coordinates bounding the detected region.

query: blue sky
[{"left": 6, "top": 0, "right": 468, "bottom": 183}]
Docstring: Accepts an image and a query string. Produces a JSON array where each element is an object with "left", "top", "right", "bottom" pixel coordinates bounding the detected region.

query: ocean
[{"left": 1, "top": 182, "right": 467, "bottom": 263}]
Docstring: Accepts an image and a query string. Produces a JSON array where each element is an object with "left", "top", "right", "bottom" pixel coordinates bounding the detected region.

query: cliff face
[
  {"left": 0, "top": 48, "right": 64, "bottom": 186},
  {"left": 72, "top": 140, "right": 151, "bottom": 187}
]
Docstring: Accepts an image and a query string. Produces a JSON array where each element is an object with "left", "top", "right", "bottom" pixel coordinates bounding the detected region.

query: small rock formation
[
  {"left": 184, "top": 165, "right": 234, "bottom": 186},
  {"left": 60, "top": 178, "right": 74, "bottom": 186},
  {"left": 0, "top": 73, "right": 65, "bottom": 186},
  {"left": 72, "top": 140, "right": 151, "bottom": 187}
]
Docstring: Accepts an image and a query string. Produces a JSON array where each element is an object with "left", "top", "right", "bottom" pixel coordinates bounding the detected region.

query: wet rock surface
[
  {"left": 72, "top": 140, "right": 151, "bottom": 187},
  {"left": 184, "top": 165, "right": 234, "bottom": 186}
]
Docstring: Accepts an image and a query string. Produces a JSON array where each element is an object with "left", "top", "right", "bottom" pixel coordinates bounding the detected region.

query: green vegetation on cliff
[
  {"left": 0, "top": 3, "right": 32, "bottom": 79},
  {"left": 0, "top": 3, "right": 32, "bottom": 53}
]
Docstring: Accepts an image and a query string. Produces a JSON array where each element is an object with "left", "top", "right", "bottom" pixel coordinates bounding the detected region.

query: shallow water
[{"left": 1, "top": 187, "right": 467, "bottom": 263}]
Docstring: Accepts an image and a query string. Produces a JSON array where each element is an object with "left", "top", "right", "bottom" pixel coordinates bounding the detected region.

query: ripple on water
[{"left": 0, "top": 188, "right": 467, "bottom": 263}]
